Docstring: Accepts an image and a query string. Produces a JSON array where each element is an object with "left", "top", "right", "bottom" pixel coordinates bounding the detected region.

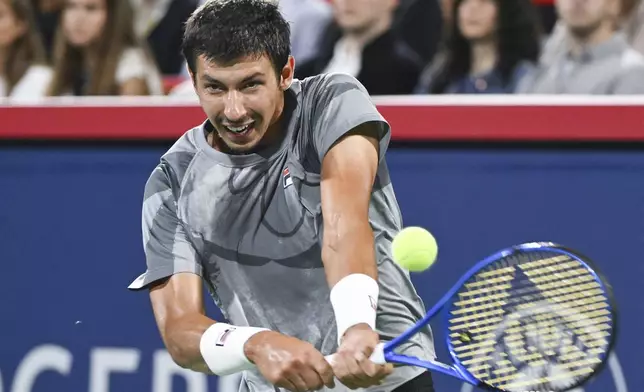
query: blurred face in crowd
[
  {"left": 556, "top": 0, "right": 619, "bottom": 36},
  {"left": 458, "top": 0, "right": 498, "bottom": 41},
  {"left": 62, "top": 0, "right": 107, "bottom": 47},
  {"left": 441, "top": 0, "right": 455, "bottom": 24},
  {"left": 333, "top": 0, "right": 397, "bottom": 34},
  {"left": 0, "top": 0, "right": 26, "bottom": 49},
  {"left": 192, "top": 54, "right": 294, "bottom": 153}
]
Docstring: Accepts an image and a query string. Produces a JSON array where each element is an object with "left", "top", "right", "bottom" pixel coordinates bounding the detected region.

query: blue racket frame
[{"left": 379, "top": 241, "right": 614, "bottom": 388}]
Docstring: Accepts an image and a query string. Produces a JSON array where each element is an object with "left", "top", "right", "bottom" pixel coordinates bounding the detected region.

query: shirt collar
[{"left": 566, "top": 32, "right": 629, "bottom": 62}]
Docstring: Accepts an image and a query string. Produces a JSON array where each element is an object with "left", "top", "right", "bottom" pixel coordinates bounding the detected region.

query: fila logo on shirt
[
  {"left": 216, "top": 327, "right": 236, "bottom": 347},
  {"left": 283, "top": 167, "right": 293, "bottom": 188}
]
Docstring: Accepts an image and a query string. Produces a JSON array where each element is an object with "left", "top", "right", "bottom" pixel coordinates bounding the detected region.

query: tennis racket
[{"left": 327, "top": 242, "right": 617, "bottom": 392}]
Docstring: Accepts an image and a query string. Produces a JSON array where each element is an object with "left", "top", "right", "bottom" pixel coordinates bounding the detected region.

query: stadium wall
[{"left": 1, "top": 97, "right": 642, "bottom": 392}]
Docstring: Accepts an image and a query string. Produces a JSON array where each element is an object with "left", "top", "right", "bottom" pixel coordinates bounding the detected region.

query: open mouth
[{"left": 223, "top": 122, "right": 255, "bottom": 137}]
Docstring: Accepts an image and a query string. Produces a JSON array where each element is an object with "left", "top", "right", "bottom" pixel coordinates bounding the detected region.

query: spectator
[
  {"left": 295, "top": 0, "right": 424, "bottom": 95},
  {"left": 542, "top": 0, "right": 644, "bottom": 64},
  {"left": 47, "top": 0, "right": 162, "bottom": 96},
  {"left": 394, "top": 0, "right": 443, "bottom": 64},
  {"left": 0, "top": 0, "right": 53, "bottom": 99},
  {"left": 416, "top": 0, "right": 541, "bottom": 94},
  {"left": 129, "top": 0, "right": 197, "bottom": 76},
  {"left": 518, "top": 0, "right": 644, "bottom": 94},
  {"left": 280, "top": 0, "right": 333, "bottom": 65},
  {"left": 31, "top": 0, "right": 64, "bottom": 61}
]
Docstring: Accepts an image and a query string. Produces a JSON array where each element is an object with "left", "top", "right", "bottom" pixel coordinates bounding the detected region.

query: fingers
[
  {"left": 274, "top": 378, "right": 299, "bottom": 392},
  {"left": 252, "top": 332, "right": 336, "bottom": 391},
  {"left": 274, "top": 367, "right": 321, "bottom": 392},
  {"left": 312, "top": 355, "right": 336, "bottom": 389},
  {"left": 331, "top": 353, "right": 360, "bottom": 389},
  {"left": 333, "top": 350, "right": 393, "bottom": 390},
  {"left": 355, "top": 350, "right": 393, "bottom": 380},
  {"left": 274, "top": 351, "right": 334, "bottom": 391},
  {"left": 286, "top": 371, "right": 314, "bottom": 392}
]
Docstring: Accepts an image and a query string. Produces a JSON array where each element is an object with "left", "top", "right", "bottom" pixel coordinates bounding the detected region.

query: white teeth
[{"left": 224, "top": 123, "right": 253, "bottom": 133}]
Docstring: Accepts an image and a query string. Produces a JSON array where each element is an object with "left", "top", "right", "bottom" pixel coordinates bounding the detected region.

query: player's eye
[
  {"left": 243, "top": 81, "right": 262, "bottom": 90},
  {"left": 204, "top": 84, "right": 224, "bottom": 94}
]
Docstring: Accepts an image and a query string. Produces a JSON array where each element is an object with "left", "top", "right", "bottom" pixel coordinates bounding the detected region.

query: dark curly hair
[
  {"left": 430, "top": 0, "right": 541, "bottom": 94},
  {"left": 182, "top": 0, "right": 291, "bottom": 78}
]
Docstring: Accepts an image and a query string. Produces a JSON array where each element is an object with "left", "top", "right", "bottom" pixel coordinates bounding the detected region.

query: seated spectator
[
  {"left": 394, "top": 0, "right": 443, "bottom": 64},
  {"left": 173, "top": 0, "right": 331, "bottom": 89},
  {"left": 295, "top": 0, "right": 424, "bottom": 95},
  {"left": 47, "top": 0, "right": 162, "bottom": 96},
  {"left": 518, "top": 0, "right": 644, "bottom": 94},
  {"left": 280, "top": 0, "right": 333, "bottom": 65},
  {"left": 129, "top": 0, "right": 197, "bottom": 76},
  {"left": 0, "top": 0, "right": 52, "bottom": 99},
  {"left": 416, "top": 0, "right": 541, "bottom": 94},
  {"left": 542, "top": 0, "right": 644, "bottom": 63}
]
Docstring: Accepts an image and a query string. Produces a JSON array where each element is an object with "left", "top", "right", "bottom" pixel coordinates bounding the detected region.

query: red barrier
[{"left": 1, "top": 96, "right": 643, "bottom": 141}]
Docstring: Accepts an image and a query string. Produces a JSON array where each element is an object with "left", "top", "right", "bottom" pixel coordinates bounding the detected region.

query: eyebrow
[{"left": 201, "top": 72, "right": 265, "bottom": 85}]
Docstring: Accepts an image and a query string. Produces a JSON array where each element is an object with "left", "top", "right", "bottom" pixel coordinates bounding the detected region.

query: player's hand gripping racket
[{"left": 328, "top": 242, "right": 617, "bottom": 392}]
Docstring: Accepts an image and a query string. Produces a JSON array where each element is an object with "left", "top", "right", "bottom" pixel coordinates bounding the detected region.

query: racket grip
[{"left": 324, "top": 342, "right": 386, "bottom": 365}]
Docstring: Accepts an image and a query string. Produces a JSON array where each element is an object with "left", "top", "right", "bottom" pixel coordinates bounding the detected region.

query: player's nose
[{"left": 223, "top": 91, "right": 248, "bottom": 122}]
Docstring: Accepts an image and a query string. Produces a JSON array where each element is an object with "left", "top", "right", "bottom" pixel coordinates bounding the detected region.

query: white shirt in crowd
[
  {"left": 117, "top": 47, "right": 163, "bottom": 95},
  {"left": 0, "top": 65, "right": 53, "bottom": 101}
]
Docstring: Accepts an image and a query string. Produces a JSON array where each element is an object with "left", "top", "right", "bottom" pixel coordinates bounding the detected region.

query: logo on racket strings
[{"left": 471, "top": 302, "right": 606, "bottom": 392}]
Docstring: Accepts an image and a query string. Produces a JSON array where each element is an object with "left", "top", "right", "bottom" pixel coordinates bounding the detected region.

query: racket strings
[{"left": 447, "top": 250, "right": 614, "bottom": 392}]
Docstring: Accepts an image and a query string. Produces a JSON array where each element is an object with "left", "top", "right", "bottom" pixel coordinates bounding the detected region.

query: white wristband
[
  {"left": 330, "top": 274, "right": 379, "bottom": 344},
  {"left": 199, "top": 323, "right": 269, "bottom": 375}
]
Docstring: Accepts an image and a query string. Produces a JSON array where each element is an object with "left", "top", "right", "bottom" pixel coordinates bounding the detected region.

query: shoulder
[
  {"left": 116, "top": 47, "right": 149, "bottom": 82},
  {"left": 619, "top": 47, "right": 644, "bottom": 69},
  {"left": 149, "top": 126, "right": 203, "bottom": 195},
  {"left": 612, "top": 49, "right": 644, "bottom": 91},
  {"left": 10, "top": 65, "right": 53, "bottom": 99},
  {"left": 23, "top": 65, "right": 53, "bottom": 81},
  {"left": 116, "top": 47, "right": 163, "bottom": 94},
  {"left": 298, "top": 73, "right": 382, "bottom": 128},
  {"left": 299, "top": 73, "right": 370, "bottom": 106},
  {"left": 119, "top": 47, "right": 148, "bottom": 67}
]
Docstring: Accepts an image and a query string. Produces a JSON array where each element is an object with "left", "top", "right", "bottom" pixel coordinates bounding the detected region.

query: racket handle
[{"left": 324, "top": 342, "right": 386, "bottom": 365}]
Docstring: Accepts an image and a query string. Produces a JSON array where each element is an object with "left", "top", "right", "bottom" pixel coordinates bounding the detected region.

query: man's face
[
  {"left": 332, "top": 0, "right": 396, "bottom": 34},
  {"left": 192, "top": 54, "right": 294, "bottom": 153},
  {"left": 556, "top": 0, "right": 618, "bottom": 36}
]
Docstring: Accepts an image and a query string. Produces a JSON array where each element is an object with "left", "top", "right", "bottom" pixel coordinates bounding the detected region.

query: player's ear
[{"left": 279, "top": 55, "right": 295, "bottom": 90}]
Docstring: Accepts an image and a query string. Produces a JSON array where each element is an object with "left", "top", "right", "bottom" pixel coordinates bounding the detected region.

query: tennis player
[{"left": 128, "top": 0, "right": 435, "bottom": 391}]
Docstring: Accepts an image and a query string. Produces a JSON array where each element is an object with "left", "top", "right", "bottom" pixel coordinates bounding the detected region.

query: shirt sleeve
[
  {"left": 116, "top": 48, "right": 147, "bottom": 84},
  {"left": 611, "top": 61, "right": 644, "bottom": 94},
  {"left": 310, "top": 73, "right": 391, "bottom": 163},
  {"left": 128, "top": 165, "right": 202, "bottom": 290}
]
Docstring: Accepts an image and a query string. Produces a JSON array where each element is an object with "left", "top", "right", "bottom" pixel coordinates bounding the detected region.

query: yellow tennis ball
[{"left": 391, "top": 227, "right": 438, "bottom": 272}]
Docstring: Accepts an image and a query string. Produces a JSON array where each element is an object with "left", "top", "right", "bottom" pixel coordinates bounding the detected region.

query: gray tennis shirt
[{"left": 129, "top": 73, "right": 435, "bottom": 392}]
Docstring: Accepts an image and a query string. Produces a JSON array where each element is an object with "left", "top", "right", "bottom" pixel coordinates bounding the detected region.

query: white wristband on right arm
[
  {"left": 199, "top": 323, "right": 269, "bottom": 376},
  {"left": 330, "top": 273, "right": 379, "bottom": 344}
]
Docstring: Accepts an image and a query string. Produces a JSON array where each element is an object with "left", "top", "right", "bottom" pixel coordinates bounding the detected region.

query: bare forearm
[
  {"left": 164, "top": 313, "right": 216, "bottom": 373},
  {"left": 322, "top": 215, "right": 377, "bottom": 287}
]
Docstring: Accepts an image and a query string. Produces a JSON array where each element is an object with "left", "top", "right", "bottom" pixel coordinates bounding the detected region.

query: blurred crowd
[{"left": 1, "top": 0, "right": 644, "bottom": 101}]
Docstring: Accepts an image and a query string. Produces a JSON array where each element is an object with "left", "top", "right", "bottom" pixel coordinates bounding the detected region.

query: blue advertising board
[{"left": 0, "top": 146, "right": 640, "bottom": 392}]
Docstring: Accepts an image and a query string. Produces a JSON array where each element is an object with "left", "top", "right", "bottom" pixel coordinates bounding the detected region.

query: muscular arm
[
  {"left": 149, "top": 272, "right": 215, "bottom": 373},
  {"left": 320, "top": 122, "right": 381, "bottom": 287}
]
